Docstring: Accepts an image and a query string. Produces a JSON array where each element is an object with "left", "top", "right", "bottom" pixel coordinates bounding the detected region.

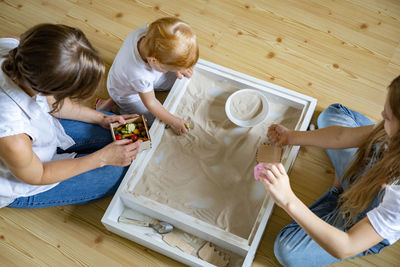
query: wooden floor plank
[{"left": 0, "top": 0, "right": 399, "bottom": 266}]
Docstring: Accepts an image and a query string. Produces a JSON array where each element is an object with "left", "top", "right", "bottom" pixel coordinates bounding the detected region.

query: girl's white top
[
  {"left": 367, "top": 184, "right": 400, "bottom": 244},
  {"left": 0, "top": 38, "right": 76, "bottom": 208}
]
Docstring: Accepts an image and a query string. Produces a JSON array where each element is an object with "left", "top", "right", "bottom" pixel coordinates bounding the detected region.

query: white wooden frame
[{"left": 102, "top": 59, "right": 317, "bottom": 266}]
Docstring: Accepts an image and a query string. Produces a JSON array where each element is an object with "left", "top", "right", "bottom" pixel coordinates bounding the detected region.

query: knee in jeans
[
  {"left": 274, "top": 232, "right": 298, "bottom": 267},
  {"left": 317, "top": 103, "right": 344, "bottom": 129}
]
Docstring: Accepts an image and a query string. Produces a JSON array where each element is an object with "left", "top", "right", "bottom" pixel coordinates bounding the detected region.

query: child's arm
[
  {"left": 47, "top": 96, "right": 138, "bottom": 129},
  {"left": 268, "top": 124, "right": 375, "bottom": 149},
  {"left": 139, "top": 91, "right": 188, "bottom": 135},
  {"left": 258, "top": 163, "right": 383, "bottom": 259}
]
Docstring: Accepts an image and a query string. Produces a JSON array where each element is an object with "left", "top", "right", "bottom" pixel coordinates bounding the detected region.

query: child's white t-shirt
[
  {"left": 367, "top": 184, "right": 400, "bottom": 245},
  {"left": 107, "top": 25, "right": 173, "bottom": 104}
]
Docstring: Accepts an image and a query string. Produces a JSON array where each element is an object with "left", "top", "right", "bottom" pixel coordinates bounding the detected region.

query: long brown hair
[
  {"left": 2, "top": 23, "right": 105, "bottom": 112},
  {"left": 339, "top": 76, "right": 400, "bottom": 226},
  {"left": 143, "top": 17, "right": 199, "bottom": 69}
]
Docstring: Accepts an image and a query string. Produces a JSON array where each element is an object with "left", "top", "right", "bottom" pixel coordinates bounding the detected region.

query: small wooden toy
[
  {"left": 198, "top": 242, "right": 230, "bottom": 267},
  {"left": 110, "top": 115, "right": 151, "bottom": 152}
]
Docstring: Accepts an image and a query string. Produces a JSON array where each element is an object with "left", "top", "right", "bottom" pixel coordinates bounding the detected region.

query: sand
[
  {"left": 131, "top": 69, "right": 301, "bottom": 239},
  {"left": 230, "top": 91, "right": 263, "bottom": 121}
]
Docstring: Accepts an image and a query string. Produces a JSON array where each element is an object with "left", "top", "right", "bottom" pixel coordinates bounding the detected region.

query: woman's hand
[
  {"left": 170, "top": 116, "right": 189, "bottom": 136},
  {"left": 98, "top": 114, "right": 139, "bottom": 129},
  {"left": 176, "top": 67, "right": 194, "bottom": 79},
  {"left": 96, "top": 139, "right": 142, "bottom": 167},
  {"left": 267, "top": 124, "right": 291, "bottom": 146},
  {"left": 257, "top": 162, "right": 296, "bottom": 208}
]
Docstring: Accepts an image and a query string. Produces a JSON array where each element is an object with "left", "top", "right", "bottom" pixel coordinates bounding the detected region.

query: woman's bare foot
[{"left": 95, "top": 98, "right": 120, "bottom": 114}]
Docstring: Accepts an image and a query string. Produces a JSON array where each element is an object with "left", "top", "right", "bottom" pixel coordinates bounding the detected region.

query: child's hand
[
  {"left": 175, "top": 67, "right": 194, "bottom": 79},
  {"left": 257, "top": 163, "right": 296, "bottom": 208},
  {"left": 267, "top": 124, "right": 290, "bottom": 146},
  {"left": 99, "top": 114, "right": 139, "bottom": 129},
  {"left": 170, "top": 117, "right": 188, "bottom": 136}
]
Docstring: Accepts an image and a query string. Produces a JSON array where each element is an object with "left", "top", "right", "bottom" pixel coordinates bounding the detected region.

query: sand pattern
[
  {"left": 230, "top": 91, "right": 263, "bottom": 121},
  {"left": 132, "top": 69, "right": 301, "bottom": 238}
]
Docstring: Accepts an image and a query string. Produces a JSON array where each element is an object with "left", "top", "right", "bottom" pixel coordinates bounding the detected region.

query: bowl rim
[{"left": 225, "top": 88, "right": 269, "bottom": 127}]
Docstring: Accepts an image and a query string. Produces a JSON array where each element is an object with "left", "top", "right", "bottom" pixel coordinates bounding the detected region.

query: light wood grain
[{"left": 0, "top": 0, "right": 399, "bottom": 266}]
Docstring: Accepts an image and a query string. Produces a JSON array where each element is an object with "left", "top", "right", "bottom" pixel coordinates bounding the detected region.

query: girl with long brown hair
[
  {"left": 255, "top": 76, "right": 400, "bottom": 266},
  {"left": 0, "top": 24, "right": 140, "bottom": 208}
]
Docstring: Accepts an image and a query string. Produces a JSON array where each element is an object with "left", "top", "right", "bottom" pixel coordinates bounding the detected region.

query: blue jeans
[
  {"left": 8, "top": 112, "right": 128, "bottom": 208},
  {"left": 274, "top": 104, "right": 390, "bottom": 267}
]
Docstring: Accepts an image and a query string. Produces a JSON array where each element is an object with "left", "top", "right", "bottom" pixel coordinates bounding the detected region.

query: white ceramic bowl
[{"left": 225, "top": 89, "right": 269, "bottom": 127}]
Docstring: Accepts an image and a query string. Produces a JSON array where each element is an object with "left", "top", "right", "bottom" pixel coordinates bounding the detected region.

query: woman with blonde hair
[
  {"left": 0, "top": 23, "right": 140, "bottom": 209},
  {"left": 256, "top": 76, "right": 400, "bottom": 266}
]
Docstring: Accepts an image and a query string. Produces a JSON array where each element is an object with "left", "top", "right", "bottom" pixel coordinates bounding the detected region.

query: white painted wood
[
  {"left": 119, "top": 192, "right": 250, "bottom": 256},
  {"left": 102, "top": 198, "right": 216, "bottom": 267},
  {"left": 243, "top": 197, "right": 275, "bottom": 267}
]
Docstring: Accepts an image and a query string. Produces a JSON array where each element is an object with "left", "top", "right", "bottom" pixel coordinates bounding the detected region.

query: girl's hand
[
  {"left": 96, "top": 139, "right": 142, "bottom": 167},
  {"left": 170, "top": 117, "right": 188, "bottom": 136},
  {"left": 98, "top": 114, "right": 139, "bottom": 129},
  {"left": 267, "top": 124, "right": 291, "bottom": 146},
  {"left": 176, "top": 67, "right": 194, "bottom": 79},
  {"left": 258, "top": 163, "right": 296, "bottom": 208}
]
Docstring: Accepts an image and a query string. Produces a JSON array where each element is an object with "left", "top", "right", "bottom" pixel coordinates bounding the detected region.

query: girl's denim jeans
[{"left": 274, "top": 104, "right": 390, "bottom": 267}]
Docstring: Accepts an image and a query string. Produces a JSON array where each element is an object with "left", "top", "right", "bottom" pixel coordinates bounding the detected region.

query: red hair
[{"left": 143, "top": 17, "right": 199, "bottom": 69}]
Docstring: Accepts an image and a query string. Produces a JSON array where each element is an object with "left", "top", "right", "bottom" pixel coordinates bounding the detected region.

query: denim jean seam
[
  {"left": 340, "top": 105, "right": 365, "bottom": 127},
  {"left": 326, "top": 104, "right": 364, "bottom": 128},
  {"left": 339, "top": 106, "right": 360, "bottom": 127},
  {"left": 337, "top": 104, "right": 351, "bottom": 115},
  {"left": 13, "top": 192, "right": 106, "bottom": 207}
]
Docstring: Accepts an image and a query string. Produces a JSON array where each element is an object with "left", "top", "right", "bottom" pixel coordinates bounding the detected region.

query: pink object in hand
[{"left": 254, "top": 163, "right": 266, "bottom": 181}]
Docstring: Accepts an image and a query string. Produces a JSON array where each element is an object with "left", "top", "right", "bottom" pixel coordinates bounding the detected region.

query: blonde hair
[
  {"left": 339, "top": 75, "right": 400, "bottom": 226},
  {"left": 143, "top": 17, "right": 199, "bottom": 69}
]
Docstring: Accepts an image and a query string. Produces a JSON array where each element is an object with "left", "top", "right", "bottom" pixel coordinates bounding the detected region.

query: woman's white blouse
[{"left": 0, "top": 38, "right": 76, "bottom": 207}]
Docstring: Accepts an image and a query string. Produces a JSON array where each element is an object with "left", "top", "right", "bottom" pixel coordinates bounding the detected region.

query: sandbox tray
[{"left": 102, "top": 59, "right": 316, "bottom": 266}]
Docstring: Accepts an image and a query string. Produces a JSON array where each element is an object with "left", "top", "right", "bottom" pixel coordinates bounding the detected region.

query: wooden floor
[{"left": 1, "top": 0, "right": 399, "bottom": 266}]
